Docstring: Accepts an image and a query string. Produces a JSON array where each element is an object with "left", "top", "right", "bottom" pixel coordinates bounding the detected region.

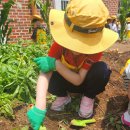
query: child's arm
[
  {"left": 34, "top": 56, "right": 88, "bottom": 86},
  {"left": 36, "top": 72, "right": 52, "bottom": 110},
  {"left": 56, "top": 60, "right": 88, "bottom": 86},
  {"left": 27, "top": 72, "right": 52, "bottom": 130}
]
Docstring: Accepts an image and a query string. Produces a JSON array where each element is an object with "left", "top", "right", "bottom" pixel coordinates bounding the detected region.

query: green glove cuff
[
  {"left": 33, "top": 106, "right": 47, "bottom": 115},
  {"left": 33, "top": 56, "right": 56, "bottom": 73},
  {"left": 48, "top": 57, "right": 56, "bottom": 70}
]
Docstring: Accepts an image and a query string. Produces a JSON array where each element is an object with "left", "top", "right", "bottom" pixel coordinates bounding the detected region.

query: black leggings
[{"left": 48, "top": 61, "right": 111, "bottom": 99}]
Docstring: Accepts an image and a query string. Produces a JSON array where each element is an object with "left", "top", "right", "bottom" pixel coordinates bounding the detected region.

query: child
[
  {"left": 31, "top": 15, "right": 46, "bottom": 44},
  {"left": 27, "top": 0, "right": 118, "bottom": 130},
  {"left": 126, "top": 17, "right": 130, "bottom": 39},
  {"left": 117, "top": 20, "right": 121, "bottom": 37},
  {"left": 105, "top": 18, "right": 111, "bottom": 29},
  {"left": 109, "top": 16, "right": 118, "bottom": 33},
  {"left": 121, "top": 59, "right": 130, "bottom": 127}
]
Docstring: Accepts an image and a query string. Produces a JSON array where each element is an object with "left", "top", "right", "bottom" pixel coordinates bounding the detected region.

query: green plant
[
  {"left": 105, "top": 113, "right": 122, "bottom": 130},
  {"left": 0, "top": 0, "right": 15, "bottom": 44},
  {"left": 65, "top": 97, "right": 80, "bottom": 113},
  {"left": 118, "top": 0, "right": 130, "bottom": 41},
  {"left": 0, "top": 43, "right": 49, "bottom": 103},
  {"left": 0, "top": 93, "right": 15, "bottom": 119}
]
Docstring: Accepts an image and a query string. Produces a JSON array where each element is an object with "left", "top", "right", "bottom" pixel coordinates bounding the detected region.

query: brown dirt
[{"left": 1, "top": 42, "right": 130, "bottom": 130}]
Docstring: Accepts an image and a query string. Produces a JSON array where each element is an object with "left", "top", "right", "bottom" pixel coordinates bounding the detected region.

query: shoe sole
[{"left": 78, "top": 111, "right": 93, "bottom": 119}]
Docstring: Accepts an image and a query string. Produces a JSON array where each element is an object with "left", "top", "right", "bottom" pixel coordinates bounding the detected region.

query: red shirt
[{"left": 48, "top": 42, "right": 102, "bottom": 70}]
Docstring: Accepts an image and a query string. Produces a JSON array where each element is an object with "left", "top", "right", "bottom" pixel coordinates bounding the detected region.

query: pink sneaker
[
  {"left": 121, "top": 111, "right": 130, "bottom": 127},
  {"left": 51, "top": 96, "right": 71, "bottom": 111},
  {"left": 78, "top": 96, "right": 94, "bottom": 118}
]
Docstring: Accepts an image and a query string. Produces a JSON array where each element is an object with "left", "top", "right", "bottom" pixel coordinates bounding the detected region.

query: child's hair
[{"left": 31, "top": 19, "right": 40, "bottom": 24}]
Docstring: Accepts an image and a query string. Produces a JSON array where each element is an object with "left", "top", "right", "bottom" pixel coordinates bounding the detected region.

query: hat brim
[
  {"left": 126, "top": 18, "right": 130, "bottom": 22},
  {"left": 49, "top": 9, "right": 118, "bottom": 54},
  {"left": 31, "top": 15, "right": 43, "bottom": 22}
]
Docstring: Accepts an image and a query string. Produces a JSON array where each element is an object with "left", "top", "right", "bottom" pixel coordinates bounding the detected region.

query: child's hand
[
  {"left": 34, "top": 56, "right": 56, "bottom": 73},
  {"left": 27, "top": 106, "right": 47, "bottom": 130}
]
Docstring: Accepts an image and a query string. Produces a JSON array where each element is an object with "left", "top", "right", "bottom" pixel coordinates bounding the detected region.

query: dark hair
[{"left": 31, "top": 19, "right": 40, "bottom": 23}]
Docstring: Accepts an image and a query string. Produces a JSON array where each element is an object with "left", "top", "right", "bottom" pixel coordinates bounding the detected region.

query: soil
[{"left": 1, "top": 42, "right": 130, "bottom": 130}]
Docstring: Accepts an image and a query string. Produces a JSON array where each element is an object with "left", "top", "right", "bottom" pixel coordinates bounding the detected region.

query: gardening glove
[
  {"left": 27, "top": 106, "right": 47, "bottom": 130},
  {"left": 34, "top": 56, "right": 56, "bottom": 73}
]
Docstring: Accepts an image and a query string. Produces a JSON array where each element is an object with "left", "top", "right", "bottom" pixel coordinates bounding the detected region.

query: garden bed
[{"left": 0, "top": 44, "right": 130, "bottom": 130}]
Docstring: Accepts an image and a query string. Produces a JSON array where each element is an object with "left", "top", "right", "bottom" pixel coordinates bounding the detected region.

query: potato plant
[
  {"left": 0, "top": 93, "right": 14, "bottom": 119},
  {"left": 0, "top": 43, "right": 49, "bottom": 104}
]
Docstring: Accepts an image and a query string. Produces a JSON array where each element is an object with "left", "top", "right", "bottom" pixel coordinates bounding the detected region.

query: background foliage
[
  {"left": 0, "top": 0, "right": 14, "bottom": 45},
  {"left": 118, "top": 0, "right": 130, "bottom": 41}
]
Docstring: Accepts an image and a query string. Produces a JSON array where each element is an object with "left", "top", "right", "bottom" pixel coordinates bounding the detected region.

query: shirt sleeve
[
  {"left": 82, "top": 52, "right": 102, "bottom": 70},
  {"left": 48, "top": 42, "right": 63, "bottom": 59}
]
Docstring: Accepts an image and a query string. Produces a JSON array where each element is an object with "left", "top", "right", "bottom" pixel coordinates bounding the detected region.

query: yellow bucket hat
[
  {"left": 126, "top": 17, "right": 130, "bottom": 22},
  {"left": 49, "top": 0, "right": 118, "bottom": 54},
  {"left": 31, "top": 15, "right": 43, "bottom": 22}
]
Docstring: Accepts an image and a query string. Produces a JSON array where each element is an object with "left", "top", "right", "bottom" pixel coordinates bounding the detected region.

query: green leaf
[
  {"left": 39, "top": 126, "right": 46, "bottom": 130},
  {"left": 21, "top": 125, "right": 29, "bottom": 130},
  {"left": 110, "top": 117, "right": 114, "bottom": 123},
  {"left": 116, "top": 124, "right": 121, "bottom": 130},
  {"left": 29, "top": 77, "right": 37, "bottom": 84}
]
